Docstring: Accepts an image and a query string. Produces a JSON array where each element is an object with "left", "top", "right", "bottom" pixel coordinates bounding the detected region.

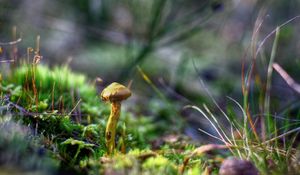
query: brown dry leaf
[{"left": 192, "top": 144, "right": 228, "bottom": 156}]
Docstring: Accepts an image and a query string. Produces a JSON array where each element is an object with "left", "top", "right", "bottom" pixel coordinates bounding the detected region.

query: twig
[
  {"left": 0, "top": 38, "right": 22, "bottom": 46},
  {"left": 273, "top": 63, "right": 300, "bottom": 94},
  {"left": 68, "top": 99, "right": 82, "bottom": 116},
  {"left": 0, "top": 59, "right": 15, "bottom": 63},
  {"left": 1, "top": 95, "right": 34, "bottom": 116},
  {"left": 1, "top": 95, "right": 90, "bottom": 117}
]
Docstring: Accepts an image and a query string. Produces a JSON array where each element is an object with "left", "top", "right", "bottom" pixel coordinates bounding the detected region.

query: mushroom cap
[{"left": 101, "top": 82, "right": 131, "bottom": 102}]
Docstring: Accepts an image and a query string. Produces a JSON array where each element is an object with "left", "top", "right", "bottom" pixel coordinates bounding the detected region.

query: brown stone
[{"left": 219, "top": 157, "right": 259, "bottom": 175}]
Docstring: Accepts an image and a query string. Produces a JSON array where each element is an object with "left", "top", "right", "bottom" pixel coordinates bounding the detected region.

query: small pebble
[{"left": 219, "top": 157, "right": 259, "bottom": 175}]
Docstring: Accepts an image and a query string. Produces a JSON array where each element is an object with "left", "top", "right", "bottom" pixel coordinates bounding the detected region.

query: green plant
[{"left": 184, "top": 16, "right": 300, "bottom": 174}]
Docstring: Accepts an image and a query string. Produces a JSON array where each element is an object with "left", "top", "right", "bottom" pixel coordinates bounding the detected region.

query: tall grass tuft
[{"left": 185, "top": 14, "right": 300, "bottom": 174}]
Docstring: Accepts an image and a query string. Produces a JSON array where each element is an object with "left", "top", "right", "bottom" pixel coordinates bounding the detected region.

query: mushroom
[{"left": 101, "top": 82, "right": 131, "bottom": 155}]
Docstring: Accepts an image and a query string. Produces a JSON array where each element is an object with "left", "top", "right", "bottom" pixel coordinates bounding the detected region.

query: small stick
[
  {"left": 0, "top": 38, "right": 22, "bottom": 46},
  {"left": 273, "top": 63, "right": 300, "bottom": 94}
]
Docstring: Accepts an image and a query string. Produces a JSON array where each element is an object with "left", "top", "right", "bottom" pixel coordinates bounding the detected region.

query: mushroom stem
[{"left": 106, "top": 101, "right": 121, "bottom": 155}]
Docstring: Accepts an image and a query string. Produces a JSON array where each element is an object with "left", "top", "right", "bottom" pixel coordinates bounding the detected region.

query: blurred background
[{"left": 1, "top": 0, "right": 300, "bottom": 140}]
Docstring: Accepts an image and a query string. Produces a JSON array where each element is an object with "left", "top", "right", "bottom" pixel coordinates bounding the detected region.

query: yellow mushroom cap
[{"left": 101, "top": 82, "right": 131, "bottom": 102}]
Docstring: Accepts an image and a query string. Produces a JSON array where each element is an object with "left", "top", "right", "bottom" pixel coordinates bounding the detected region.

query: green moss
[
  {"left": 142, "top": 156, "right": 178, "bottom": 174},
  {"left": 4, "top": 64, "right": 104, "bottom": 119},
  {"left": 1, "top": 64, "right": 167, "bottom": 174},
  {"left": 0, "top": 63, "right": 219, "bottom": 175}
]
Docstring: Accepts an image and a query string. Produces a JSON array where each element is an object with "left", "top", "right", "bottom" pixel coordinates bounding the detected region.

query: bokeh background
[{"left": 1, "top": 0, "right": 300, "bottom": 140}]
